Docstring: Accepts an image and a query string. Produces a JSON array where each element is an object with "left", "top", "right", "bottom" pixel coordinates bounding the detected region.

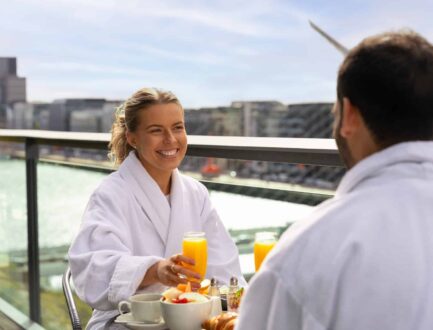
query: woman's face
[{"left": 127, "top": 103, "right": 187, "bottom": 178}]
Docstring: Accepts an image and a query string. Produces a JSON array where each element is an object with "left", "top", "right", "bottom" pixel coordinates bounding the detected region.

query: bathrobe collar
[
  {"left": 119, "top": 151, "right": 171, "bottom": 245},
  {"left": 118, "top": 151, "right": 191, "bottom": 257},
  {"left": 336, "top": 141, "right": 433, "bottom": 197}
]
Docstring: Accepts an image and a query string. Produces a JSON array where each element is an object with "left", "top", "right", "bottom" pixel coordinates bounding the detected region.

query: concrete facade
[{"left": 48, "top": 98, "right": 106, "bottom": 131}]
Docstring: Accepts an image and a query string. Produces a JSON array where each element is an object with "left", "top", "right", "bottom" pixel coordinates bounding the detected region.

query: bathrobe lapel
[
  {"left": 119, "top": 152, "right": 171, "bottom": 245},
  {"left": 164, "top": 169, "right": 197, "bottom": 258}
]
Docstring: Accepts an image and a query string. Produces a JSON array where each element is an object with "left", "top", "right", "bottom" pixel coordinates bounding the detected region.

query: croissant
[
  {"left": 222, "top": 317, "right": 237, "bottom": 330},
  {"left": 202, "top": 312, "right": 238, "bottom": 330}
]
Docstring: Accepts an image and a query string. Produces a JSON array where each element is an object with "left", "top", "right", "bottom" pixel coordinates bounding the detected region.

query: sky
[{"left": 2, "top": 0, "right": 433, "bottom": 108}]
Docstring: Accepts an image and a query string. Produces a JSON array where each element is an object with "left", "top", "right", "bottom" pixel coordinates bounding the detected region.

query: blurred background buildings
[
  {"left": 1, "top": 57, "right": 342, "bottom": 190},
  {"left": 1, "top": 58, "right": 334, "bottom": 138}
]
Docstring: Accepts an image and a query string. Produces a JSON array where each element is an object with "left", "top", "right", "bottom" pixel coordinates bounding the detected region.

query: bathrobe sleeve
[
  {"left": 68, "top": 183, "right": 163, "bottom": 311},
  {"left": 236, "top": 269, "right": 324, "bottom": 330},
  {"left": 198, "top": 183, "right": 247, "bottom": 287}
]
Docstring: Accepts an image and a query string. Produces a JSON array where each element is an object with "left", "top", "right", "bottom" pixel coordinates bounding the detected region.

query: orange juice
[
  {"left": 182, "top": 232, "right": 208, "bottom": 279},
  {"left": 254, "top": 232, "right": 277, "bottom": 271}
]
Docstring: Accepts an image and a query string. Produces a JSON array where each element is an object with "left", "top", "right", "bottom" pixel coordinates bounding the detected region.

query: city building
[
  {"left": 9, "top": 102, "right": 33, "bottom": 129},
  {"left": 0, "top": 57, "right": 26, "bottom": 105},
  {"left": 231, "top": 101, "right": 286, "bottom": 136},
  {"left": 32, "top": 103, "right": 52, "bottom": 130},
  {"left": 185, "top": 106, "right": 243, "bottom": 136},
  {"left": 48, "top": 98, "right": 106, "bottom": 131},
  {"left": 281, "top": 103, "right": 334, "bottom": 138},
  {"left": 0, "top": 57, "right": 27, "bottom": 128},
  {"left": 101, "top": 100, "right": 123, "bottom": 133}
]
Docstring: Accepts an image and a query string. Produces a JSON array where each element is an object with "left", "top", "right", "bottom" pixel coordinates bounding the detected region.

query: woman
[{"left": 68, "top": 88, "right": 246, "bottom": 329}]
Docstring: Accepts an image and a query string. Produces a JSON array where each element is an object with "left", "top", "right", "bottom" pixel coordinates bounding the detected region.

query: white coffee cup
[{"left": 118, "top": 293, "right": 162, "bottom": 324}]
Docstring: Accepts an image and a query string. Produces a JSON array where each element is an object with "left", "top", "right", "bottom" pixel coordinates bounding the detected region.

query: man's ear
[{"left": 340, "top": 97, "right": 361, "bottom": 138}]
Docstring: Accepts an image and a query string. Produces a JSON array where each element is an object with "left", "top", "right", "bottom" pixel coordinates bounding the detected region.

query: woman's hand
[
  {"left": 157, "top": 254, "right": 202, "bottom": 288},
  {"left": 139, "top": 254, "right": 201, "bottom": 290}
]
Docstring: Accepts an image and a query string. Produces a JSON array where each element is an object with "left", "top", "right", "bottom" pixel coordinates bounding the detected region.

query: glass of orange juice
[
  {"left": 254, "top": 231, "right": 277, "bottom": 272},
  {"left": 182, "top": 231, "right": 208, "bottom": 280}
]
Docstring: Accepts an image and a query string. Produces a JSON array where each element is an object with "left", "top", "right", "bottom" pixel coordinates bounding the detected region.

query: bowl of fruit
[{"left": 161, "top": 281, "right": 212, "bottom": 330}]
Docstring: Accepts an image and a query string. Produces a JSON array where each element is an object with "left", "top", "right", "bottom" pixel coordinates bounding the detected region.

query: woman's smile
[{"left": 157, "top": 148, "right": 180, "bottom": 158}]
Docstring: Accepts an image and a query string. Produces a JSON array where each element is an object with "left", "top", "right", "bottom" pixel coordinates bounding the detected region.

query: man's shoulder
[
  {"left": 266, "top": 182, "right": 430, "bottom": 282},
  {"left": 266, "top": 191, "right": 386, "bottom": 270}
]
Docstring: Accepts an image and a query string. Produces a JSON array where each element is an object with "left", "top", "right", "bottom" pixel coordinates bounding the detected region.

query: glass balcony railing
[{"left": 0, "top": 129, "right": 343, "bottom": 329}]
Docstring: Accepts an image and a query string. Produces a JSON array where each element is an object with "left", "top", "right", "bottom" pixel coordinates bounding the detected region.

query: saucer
[
  {"left": 126, "top": 320, "right": 167, "bottom": 330},
  {"left": 115, "top": 312, "right": 135, "bottom": 324},
  {"left": 114, "top": 313, "right": 167, "bottom": 329}
]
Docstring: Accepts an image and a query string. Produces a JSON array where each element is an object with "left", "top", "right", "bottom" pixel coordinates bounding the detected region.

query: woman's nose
[{"left": 163, "top": 131, "right": 175, "bottom": 143}]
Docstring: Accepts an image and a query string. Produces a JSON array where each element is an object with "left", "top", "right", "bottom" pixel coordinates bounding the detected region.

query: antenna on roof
[{"left": 309, "top": 20, "right": 349, "bottom": 56}]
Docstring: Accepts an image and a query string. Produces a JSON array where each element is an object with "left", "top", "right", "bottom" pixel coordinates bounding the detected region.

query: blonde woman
[{"left": 69, "top": 88, "right": 245, "bottom": 329}]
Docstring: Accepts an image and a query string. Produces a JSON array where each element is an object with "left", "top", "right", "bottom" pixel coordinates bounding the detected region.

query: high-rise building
[
  {"left": 0, "top": 57, "right": 26, "bottom": 104},
  {"left": 0, "top": 57, "right": 27, "bottom": 128}
]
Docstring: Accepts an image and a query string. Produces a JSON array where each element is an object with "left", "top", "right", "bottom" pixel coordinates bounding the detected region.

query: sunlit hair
[
  {"left": 108, "top": 87, "right": 183, "bottom": 165},
  {"left": 337, "top": 30, "right": 433, "bottom": 147}
]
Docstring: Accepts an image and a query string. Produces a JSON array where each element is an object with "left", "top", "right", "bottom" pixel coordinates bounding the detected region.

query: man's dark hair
[{"left": 337, "top": 30, "right": 433, "bottom": 147}]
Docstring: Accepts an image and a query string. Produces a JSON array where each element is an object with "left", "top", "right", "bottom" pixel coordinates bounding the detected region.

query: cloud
[
  {"left": 3, "top": 0, "right": 433, "bottom": 107},
  {"left": 33, "top": 61, "right": 171, "bottom": 78},
  {"left": 7, "top": 0, "right": 311, "bottom": 38}
]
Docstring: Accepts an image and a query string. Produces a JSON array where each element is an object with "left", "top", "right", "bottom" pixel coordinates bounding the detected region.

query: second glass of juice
[
  {"left": 254, "top": 231, "right": 277, "bottom": 272},
  {"left": 182, "top": 231, "right": 208, "bottom": 280}
]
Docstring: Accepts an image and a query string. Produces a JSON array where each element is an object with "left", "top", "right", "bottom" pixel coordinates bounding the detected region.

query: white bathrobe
[
  {"left": 237, "top": 141, "right": 433, "bottom": 330},
  {"left": 68, "top": 152, "right": 245, "bottom": 329}
]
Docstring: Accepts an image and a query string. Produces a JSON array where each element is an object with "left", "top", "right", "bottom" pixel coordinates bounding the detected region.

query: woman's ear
[
  {"left": 125, "top": 130, "right": 136, "bottom": 148},
  {"left": 340, "top": 97, "right": 362, "bottom": 138}
]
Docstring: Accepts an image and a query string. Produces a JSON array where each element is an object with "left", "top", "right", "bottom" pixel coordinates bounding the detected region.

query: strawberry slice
[{"left": 172, "top": 298, "right": 189, "bottom": 304}]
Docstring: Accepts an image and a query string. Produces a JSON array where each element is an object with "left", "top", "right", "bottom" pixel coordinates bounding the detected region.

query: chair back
[{"left": 62, "top": 266, "right": 83, "bottom": 330}]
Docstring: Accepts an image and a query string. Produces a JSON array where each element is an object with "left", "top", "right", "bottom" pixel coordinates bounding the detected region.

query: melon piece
[
  {"left": 179, "top": 292, "right": 209, "bottom": 303},
  {"left": 162, "top": 287, "right": 182, "bottom": 301}
]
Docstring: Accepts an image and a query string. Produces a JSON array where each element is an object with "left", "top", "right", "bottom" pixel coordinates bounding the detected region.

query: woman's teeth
[{"left": 158, "top": 149, "right": 178, "bottom": 157}]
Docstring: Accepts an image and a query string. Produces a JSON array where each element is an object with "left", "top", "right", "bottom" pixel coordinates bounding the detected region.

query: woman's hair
[{"left": 108, "top": 87, "right": 182, "bottom": 165}]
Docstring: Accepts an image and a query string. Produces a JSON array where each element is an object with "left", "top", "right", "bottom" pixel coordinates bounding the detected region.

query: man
[{"left": 237, "top": 31, "right": 433, "bottom": 330}]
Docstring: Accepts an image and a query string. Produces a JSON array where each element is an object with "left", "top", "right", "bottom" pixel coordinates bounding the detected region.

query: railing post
[{"left": 25, "top": 138, "right": 41, "bottom": 324}]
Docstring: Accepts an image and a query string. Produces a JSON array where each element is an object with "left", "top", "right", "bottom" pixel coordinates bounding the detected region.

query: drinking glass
[
  {"left": 182, "top": 231, "right": 208, "bottom": 279},
  {"left": 254, "top": 231, "right": 277, "bottom": 272}
]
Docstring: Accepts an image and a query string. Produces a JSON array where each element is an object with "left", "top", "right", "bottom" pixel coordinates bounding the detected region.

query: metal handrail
[{"left": 0, "top": 129, "right": 342, "bottom": 166}]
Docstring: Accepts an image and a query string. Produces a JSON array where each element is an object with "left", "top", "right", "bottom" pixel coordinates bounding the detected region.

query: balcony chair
[{"left": 62, "top": 266, "right": 83, "bottom": 330}]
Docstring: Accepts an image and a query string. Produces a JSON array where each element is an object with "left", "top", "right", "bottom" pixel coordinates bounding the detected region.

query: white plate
[{"left": 114, "top": 313, "right": 167, "bottom": 329}]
